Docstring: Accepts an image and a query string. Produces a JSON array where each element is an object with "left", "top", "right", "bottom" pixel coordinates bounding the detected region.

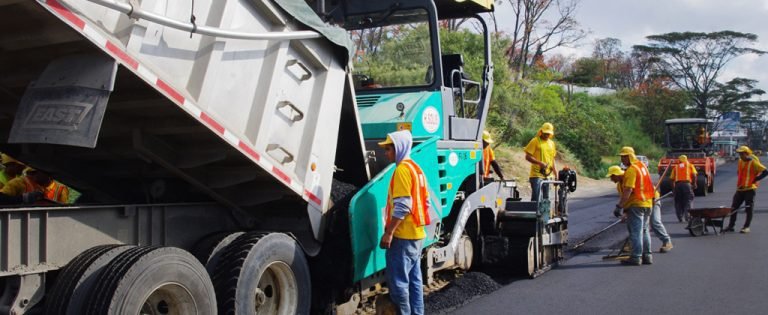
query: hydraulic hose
[{"left": 84, "top": 0, "right": 322, "bottom": 40}]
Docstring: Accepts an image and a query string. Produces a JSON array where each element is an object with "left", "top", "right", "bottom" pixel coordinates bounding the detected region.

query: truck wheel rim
[
  {"left": 255, "top": 261, "right": 298, "bottom": 315},
  {"left": 140, "top": 283, "right": 197, "bottom": 315}
]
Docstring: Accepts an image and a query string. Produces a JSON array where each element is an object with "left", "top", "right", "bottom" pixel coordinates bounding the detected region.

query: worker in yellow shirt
[
  {"left": 524, "top": 123, "right": 557, "bottom": 201},
  {"left": 724, "top": 146, "right": 768, "bottom": 233},
  {"left": 617, "top": 147, "right": 655, "bottom": 265},
  {"left": 378, "top": 130, "right": 429, "bottom": 315},
  {"left": 0, "top": 153, "right": 25, "bottom": 189},
  {"left": 0, "top": 167, "right": 45, "bottom": 205},
  {"left": 482, "top": 130, "right": 505, "bottom": 182},
  {"left": 670, "top": 155, "right": 697, "bottom": 223}
]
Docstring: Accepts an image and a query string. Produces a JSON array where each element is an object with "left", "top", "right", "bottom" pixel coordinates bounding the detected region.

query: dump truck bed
[{"left": 0, "top": 0, "right": 364, "bottom": 236}]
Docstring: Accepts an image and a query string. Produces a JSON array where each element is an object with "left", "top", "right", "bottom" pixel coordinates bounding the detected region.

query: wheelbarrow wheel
[{"left": 688, "top": 217, "right": 705, "bottom": 237}]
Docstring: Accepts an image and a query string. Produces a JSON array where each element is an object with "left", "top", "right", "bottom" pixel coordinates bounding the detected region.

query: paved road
[{"left": 450, "top": 161, "right": 768, "bottom": 314}]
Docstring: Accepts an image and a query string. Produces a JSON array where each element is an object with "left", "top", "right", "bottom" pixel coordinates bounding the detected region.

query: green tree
[
  {"left": 709, "top": 78, "right": 768, "bottom": 122},
  {"left": 622, "top": 78, "right": 690, "bottom": 143},
  {"left": 633, "top": 31, "right": 766, "bottom": 118}
]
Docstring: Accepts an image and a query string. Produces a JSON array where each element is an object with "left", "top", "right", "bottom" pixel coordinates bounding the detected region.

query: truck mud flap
[{"left": 9, "top": 54, "right": 116, "bottom": 148}]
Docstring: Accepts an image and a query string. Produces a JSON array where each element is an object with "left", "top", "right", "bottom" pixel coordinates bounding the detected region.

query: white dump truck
[{"left": 0, "top": 1, "right": 572, "bottom": 314}]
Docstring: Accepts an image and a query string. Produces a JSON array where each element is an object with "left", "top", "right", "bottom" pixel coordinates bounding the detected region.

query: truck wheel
[
  {"left": 45, "top": 245, "right": 131, "bottom": 315},
  {"left": 213, "top": 232, "right": 311, "bottom": 315},
  {"left": 84, "top": 246, "right": 216, "bottom": 315},
  {"left": 191, "top": 231, "right": 244, "bottom": 273},
  {"left": 695, "top": 175, "right": 707, "bottom": 196}
]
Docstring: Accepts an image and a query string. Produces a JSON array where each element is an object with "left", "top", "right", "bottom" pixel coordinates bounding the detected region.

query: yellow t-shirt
[
  {"left": 622, "top": 165, "right": 653, "bottom": 208},
  {"left": 390, "top": 162, "right": 426, "bottom": 240},
  {"left": 524, "top": 136, "right": 556, "bottom": 178},
  {"left": 1, "top": 177, "right": 26, "bottom": 197}
]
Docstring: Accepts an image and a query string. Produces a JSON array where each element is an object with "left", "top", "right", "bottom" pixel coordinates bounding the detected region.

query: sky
[{"left": 493, "top": 0, "right": 768, "bottom": 94}]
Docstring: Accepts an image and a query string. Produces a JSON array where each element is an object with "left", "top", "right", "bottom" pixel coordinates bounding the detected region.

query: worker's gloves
[
  {"left": 22, "top": 191, "right": 43, "bottom": 204},
  {"left": 613, "top": 206, "right": 623, "bottom": 218}
]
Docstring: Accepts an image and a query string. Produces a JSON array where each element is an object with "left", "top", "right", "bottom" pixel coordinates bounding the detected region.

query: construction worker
[
  {"left": 724, "top": 146, "right": 768, "bottom": 233},
  {"left": 0, "top": 153, "right": 25, "bottom": 189},
  {"left": 482, "top": 130, "right": 505, "bottom": 182},
  {"left": 696, "top": 127, "right": 710, "bottom": 146},
  {"left": 0, "top": 167, "right": 45, "bottom": 205},
  {"left": 525, "top": 123, "right": 557, "bottom": 202},
  {"left": 670, "top": 155, "right": 697, "bottom": 223},
  {"left": 26, "top": 168, "right": 69, "bottom": 203},
  {"left": 378, "top": 130, "right": 429, "bottom": 315},
  {"left": 617, "top": 146, "right": 655, "bottom": 265}
]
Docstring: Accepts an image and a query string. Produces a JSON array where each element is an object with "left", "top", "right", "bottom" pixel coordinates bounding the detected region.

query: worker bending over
[{"left": 482, "top": 130, "right": 505, "bottom": 182}]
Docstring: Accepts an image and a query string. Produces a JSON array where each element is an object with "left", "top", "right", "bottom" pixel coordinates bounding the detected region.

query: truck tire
[
  {"left": 45, "top": 245, "right": 132, "bottom": 315},
  {"left": 84, "top": 246, "right": 216, "bottom": 315},
  {"left": 192, "top": 231, "right": 245, "bottom": 274},
  {"left": 695, "top": 175, "right": 707, "bottom": 196},
  {"left": 213, "top": 232, "right": 311, "bottom": 315}
]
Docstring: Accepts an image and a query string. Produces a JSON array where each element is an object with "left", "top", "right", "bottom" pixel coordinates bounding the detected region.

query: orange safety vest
[
  {"left": 483, "top": 146, "right": 493, "bottom": 177},
  {"left": 630, "top": 161, "right": 655, "bottom": 201},
  {"left": 45, "top": 182, "right": 68, "bottom": 203},
  {"left": 674, "top": 161, "right": 694, "bottom": 182},
  {"left": 385, "top": 159, "right": 430, "bottom": 226},
  {"left": 737, "top": 159, "right": 760, "bottom": 190}
]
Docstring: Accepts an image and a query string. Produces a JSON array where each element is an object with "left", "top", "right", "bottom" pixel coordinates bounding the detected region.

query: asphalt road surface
[{"left": 446, "top": 161, "right": 768, "bottom": 314}]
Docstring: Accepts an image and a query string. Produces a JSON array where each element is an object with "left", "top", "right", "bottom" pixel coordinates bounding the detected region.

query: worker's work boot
[
  {"left": 621, "top": 257, "right": 641, "bottom": 266},
  {"left": 723, "top": 226, "right": 735, "bottom": 233},
  {"left": 642, "top": 255, "right": 653, "bottom": 265},
  {"left": 659, "top": 241, "right": 673, "bottom": 253},
  {"left": 740, "top": 227, "right": 751, "bottom": 234}
]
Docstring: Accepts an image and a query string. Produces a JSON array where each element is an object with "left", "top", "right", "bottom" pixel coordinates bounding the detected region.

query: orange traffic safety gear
[
  {"left": 737, "top": 159, "right": 761, "bottom": 190},
  {"left": 483, "top": 146, "right": 493, "bottom": 177},
  {"left": 45, "top": 181, "right": 69, "bottom": 203},
  {"left": 385, "top": 159, "right": 431, "bottom": 227},
  {"left": 630, "top": 160, "right": 655, "bottom": 202},
  {"left": 674, "top": 160, "right": 696, "bottom": 182}
]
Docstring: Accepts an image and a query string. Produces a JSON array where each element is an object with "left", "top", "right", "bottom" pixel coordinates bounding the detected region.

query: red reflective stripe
[
  {"left": 156, "top": 79, "right": 185, "bottom": 104},
  {"left": 305, "top": 190, "right": 322, "bottom": 205},
  {"left": 200, "top": 113, "right": 225, "bottom": 135},
  {"left": 238, "top": 141, "right": 260, "bottom": 161},
  {"left": 106, "top": 41, "right": 139, "bottom": 70},
  {"left": 272, "top": 166, "right": 291, "bottom": 184},
  {"left": 47, "top": 0, "right": 86, "bottom": 29}
]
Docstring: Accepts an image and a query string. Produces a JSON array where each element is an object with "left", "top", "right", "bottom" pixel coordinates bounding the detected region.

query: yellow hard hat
[
  {"left": 540, "top": 122, "right": 555, "bottom": 135},
  {"left": 1, "top": 153, "right": 23, "bottom": 166},
  {"left": 378, "top": 135, "right": 394, "bottom": 148},
  {"left": 736, "top": 146, "right": 752, "bottom": 154},
  {"left": 678, "top": 155, "right": 688, "bottom": 162},
  {"left": 618, "top": 146, "right": 635, "bottom": 156},
  {"left": 482, "top": 130, "right": 494, "bottom": 143},
  {"left": 605, "top": 165, "right": 624, "bottom": 177}
]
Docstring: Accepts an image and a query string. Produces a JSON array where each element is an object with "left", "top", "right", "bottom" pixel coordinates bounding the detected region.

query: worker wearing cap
[
  {"left": 378, "top": 130, "right": 429, "bottom": 315},
  {"left": 482, "top": 130, "right": 505, "bottom": 182},
  {"left": 25, "top": 168, "right": 69, "bottom": 204},
  {"left": 0, "top": 153, "right": 25, "bottom": 189},
  {"left": 670, "top": 155, "right": 697, "bottom": 223},
  {"left": 524, "top": 123, "right": 557, "bottom": 202},
  {"left": 617, "top": 146, "right": 655, "bottom": 265},
  {"left": 724, "top": 146, "right": 768, "bottom": 233}
]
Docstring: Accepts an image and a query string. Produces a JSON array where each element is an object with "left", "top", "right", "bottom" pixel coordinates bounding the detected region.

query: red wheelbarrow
[{"left": 686, "top": 207, "right": 734, "bottom": 236}]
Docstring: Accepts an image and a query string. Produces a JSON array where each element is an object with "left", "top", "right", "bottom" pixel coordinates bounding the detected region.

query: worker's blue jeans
[
  {"left": 386, "top": 237, "right": 424, "bottom": 315},
  {"left": 627, "top": 207, "right": 652, "bottom": 258},
  {"left": 530, "top": 177, "right": 550, "bottom": 202},
  {"left": 651, "top": 201, "right": 671, "bottom": 243}
]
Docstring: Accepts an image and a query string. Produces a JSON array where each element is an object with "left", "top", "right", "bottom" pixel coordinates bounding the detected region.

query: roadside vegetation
[{"left": 353, "top": 1, "right": 767, "bottom": 178}]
